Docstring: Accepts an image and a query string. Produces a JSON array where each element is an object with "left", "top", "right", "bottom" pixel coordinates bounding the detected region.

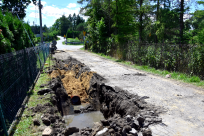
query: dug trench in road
[
  {"left": 53, "top": 36, "right": 204, "bottom": 136},
  {"left": 53, "top": 50, "right": 204, "bottom": 135},
  {"left": 48, "top": 56, "right": 163, "bottom": 136}
]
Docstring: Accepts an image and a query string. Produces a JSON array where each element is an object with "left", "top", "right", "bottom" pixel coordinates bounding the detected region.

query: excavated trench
[{"left": 36, "top": 56, "right": 163, "bottom": 136}]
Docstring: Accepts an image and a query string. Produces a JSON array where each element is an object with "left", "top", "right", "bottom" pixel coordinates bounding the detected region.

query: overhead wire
[{"left": 15, "top": 8, "right": 42, "bottom": 65}]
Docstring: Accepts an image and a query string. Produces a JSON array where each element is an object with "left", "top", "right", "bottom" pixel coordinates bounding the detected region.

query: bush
[{"left": 0, "top": 11, "right": 36, "bottom": 54}]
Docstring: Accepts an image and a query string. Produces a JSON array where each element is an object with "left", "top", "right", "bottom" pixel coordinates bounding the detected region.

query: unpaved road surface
[
  {"left": 55, "top": 36, "right": 204, "bottom": 136},
  {"left": 56, "top": 36, "right": 83, "bottom": 50}
]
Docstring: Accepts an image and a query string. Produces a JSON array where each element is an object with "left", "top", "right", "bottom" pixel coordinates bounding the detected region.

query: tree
[
  {"left": 76, "top": 14, "right": 85, "bottom": 26},
  {"left": 179, "top": 0, "right": 184, "bottom": 44},
  {"left": 2, "top": 0, "right": 37, "bottom": 18},
  {"left": 76, "top": 22, "right": 87, "bottom": 31}
]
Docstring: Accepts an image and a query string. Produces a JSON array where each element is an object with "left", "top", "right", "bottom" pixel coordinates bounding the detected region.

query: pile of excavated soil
[
  {"left": 46, "top": 57, "right": 163, "bottom": 136},
  {"left": 50, "top": 66, "right": 95, "bottom": 103}
]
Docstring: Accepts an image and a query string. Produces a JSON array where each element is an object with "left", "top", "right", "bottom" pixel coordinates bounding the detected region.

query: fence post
[
  {"left": 42, "top": 44, "right": 46, "bottom": 63},
  {"left": 38, "top": 47, "right": 42, "bottom": 68},
  {"left": 0, "top": 100, "right": 8, "bottom": 136}
]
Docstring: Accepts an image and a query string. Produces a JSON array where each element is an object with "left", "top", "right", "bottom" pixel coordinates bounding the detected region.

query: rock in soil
[
  {"left": 142, "top": 128, "right": 152, "bottom": 136},
  {"left": 33, "top": 118, "right": 40, "bottom": 126},
  {"left": 42, "top": 117, "right": 51, "bottom": 126},
  {"left": 37, "top": 88, "right": 52, "bottom": 95},
  {"left": 91, "top": 122, "right": 103, "bottom": 136},
  {"left": 64, "top": 127, "right": 79, "bottom": 136},
  {"left": 42, "top": 127, "right": 53, "bottom": 136}
]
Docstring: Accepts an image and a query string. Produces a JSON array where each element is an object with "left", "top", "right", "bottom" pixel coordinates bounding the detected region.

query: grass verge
[
  {"left": 63, "top": 41, "right": 84, "bottom": 46},
  {"left": 83, "top": 49, "right": 204, "bottom": 88},
  {"left": 13, "top": 56, "right": 55, "bottom": 136}
]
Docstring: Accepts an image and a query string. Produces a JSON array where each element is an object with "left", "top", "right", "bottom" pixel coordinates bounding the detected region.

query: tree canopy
[{"left": 2, "top": 0, "right": 37, "bottom": 18}]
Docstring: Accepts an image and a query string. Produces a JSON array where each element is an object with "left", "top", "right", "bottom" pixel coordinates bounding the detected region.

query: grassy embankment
[
  {"left": 62, "top": 38, "right": 84, "bottom": 45},
  {"left": 80, "top": 47, "right": 204, "bottom": 88},
  {"left": 13, "top": 57, "right": 56, "bottom": 136}
]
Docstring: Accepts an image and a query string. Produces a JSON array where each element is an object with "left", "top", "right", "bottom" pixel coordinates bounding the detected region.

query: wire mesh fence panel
[{"left": 0, "top": 43, "right": 50, "bottom": 136}]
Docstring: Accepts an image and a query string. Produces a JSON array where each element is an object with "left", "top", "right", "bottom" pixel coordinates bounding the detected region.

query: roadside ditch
[{"left": 31, "top": 56, "right": 163, "bottom": 136}]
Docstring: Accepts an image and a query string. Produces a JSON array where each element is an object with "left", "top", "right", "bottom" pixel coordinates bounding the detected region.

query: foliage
[
  {"left": 0, "top": 11, "right": 36, "bottom": 54},
  {"left": 66, "top": 30, "right": 81, "bottom": 39},
  {"left": 2, "top": 0, "right": 37, "bottom": 19},
  {"left": 43, "top": 30, "right": 58, "bottom": 42},
  {"left": 50, "top": 13, "right": 86, "bottom": 38}
]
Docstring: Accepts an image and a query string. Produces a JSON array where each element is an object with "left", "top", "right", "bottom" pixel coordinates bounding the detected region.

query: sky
[
  {"left": 23, "top": 0, "right": 203, "bottom": 27},
  {"left": 24, "top": 0, "right": 88, "bottom": 27}
]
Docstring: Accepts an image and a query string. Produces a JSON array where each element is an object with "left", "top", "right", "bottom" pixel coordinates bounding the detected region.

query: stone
[
  {"left": 122, "top": 125, "right": 132, "bottom": 136},
  {"left": 129, "top": 128, "right": 137, "bottom": 135},
  {"left": 49, "top": 115, "right": 56, "bottom": 123},
  {"left": 74, "top": 109, "right": 81, "bottom": 113},
  {"left": 40, "top": 84, "right": 47, "bottom": 88},
  {"left": 42, "top": 127, "right": 53, "bottom": 136},
  {"left": 108, "top": 128, "right": 114, "bottom": 134},
  {"left": 100, "top": 119, "right": 110, "bottom": 126},
  {"left": 91, "top": 122, "right": 103, "bottom": 136},
  {"left": 131, "top": 120, "right": 140, "bottom": 130},
  {"left": 126, "top": 115, "right": 132, "bottom": 122},
  {"left": 137, "top": 116, "right": 145, "bottom": 126},
  {"left": 37, "top": 88, "right": 52, "bottom": 95},
  {"left": 33, "top": 118, "right": 40, "bottom": 126},
  {"left": 165, "top": 74, "right": 171, "bottom": 78},
  {"left": 42, "top": 118, "right": 51, "bottom": 126},
  {"left": 96, "top": 128, "right": 108, "bottom": 136},
  {"left": 31, "top": 113, "right": 35, "bottom": 117},
  {"left": 137, "top": 132, "right": 143, "bottom": 136},
  {"left": 142, "top": 128, "right": 152, "bottom": 136},
  {"left": 64, "top": 127, "right": 79, "bottom": 136},
  {"left": 69, "top": 132, "right": 81, "bottom": 136}
]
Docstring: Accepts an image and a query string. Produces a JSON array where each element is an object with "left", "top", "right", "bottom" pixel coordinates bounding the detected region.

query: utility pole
[{"left": 39, "top": 0, "right": 43, "bottom": 43}]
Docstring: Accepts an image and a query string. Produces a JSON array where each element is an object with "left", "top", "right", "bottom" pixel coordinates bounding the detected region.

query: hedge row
[{"left": 0, "top": 11, "right": 35, "bottom": 54}]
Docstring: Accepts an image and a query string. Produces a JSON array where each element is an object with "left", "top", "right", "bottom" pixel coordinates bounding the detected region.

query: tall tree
[
  {"left": 139, "top": 0, "right": 143, "bottom": 43},
  {"left": 2, "top": 0, "right": 37, "bottom": 18},
  {"left": 179, "top": 0, "right": 184, "bottom": 44}
]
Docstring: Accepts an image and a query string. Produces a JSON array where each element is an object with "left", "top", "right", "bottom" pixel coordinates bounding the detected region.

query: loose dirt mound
[{"left": 50, "top": 61, "right": 95, "bottom": 103}]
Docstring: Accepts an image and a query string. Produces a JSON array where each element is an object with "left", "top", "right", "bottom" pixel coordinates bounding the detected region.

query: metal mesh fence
[
  {"left": 108, "top": 42, "right": 204, "bottom": 80},
  {"left": 0, "top": 43, "right": 50, "bottom": 136}
]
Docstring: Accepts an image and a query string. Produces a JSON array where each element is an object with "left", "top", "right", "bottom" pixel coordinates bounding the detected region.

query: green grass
[
  {"left": 66, "top": 38, "right": 81, "bottom": 42},
  {"left": 63, "top": 40, "right": 84, "bottom": 46},
  {"left": 13, "top": 56, "right": 55, "bottom": 136},
  {"left": 80, "top": 47, "right": 85, "bottom": 50},
  {"left": 85, "top": 50, "right": 204, "bottom": 88}
]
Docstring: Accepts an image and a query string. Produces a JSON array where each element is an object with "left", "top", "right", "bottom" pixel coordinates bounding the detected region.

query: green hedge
[
  {"left": 66, "top": 30, "right": 81, "bottom": 39},
  {"left": 43, "top": 30, "right": 58, "bottom": 42},
  {"left": 0, "top": 11, "right": 36, "bottom": 54}
]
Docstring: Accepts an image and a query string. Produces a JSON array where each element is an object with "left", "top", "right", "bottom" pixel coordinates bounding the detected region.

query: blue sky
[
  {"left": 24, "top": 0, "right": 88, "bottom": 27},
  {"left": 23, "top": 0, "right": 203, "bottom": 27}
]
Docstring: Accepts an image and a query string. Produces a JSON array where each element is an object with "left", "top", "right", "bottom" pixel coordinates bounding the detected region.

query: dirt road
[{"left": 54, "top": 36, "right": 204, "bottom": 136}]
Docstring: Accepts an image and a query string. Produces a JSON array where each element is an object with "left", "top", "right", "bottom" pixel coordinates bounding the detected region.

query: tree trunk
[
  {"left": 108, "top": 0, "right": 111, "bottom": 37},
  {"left": 139, "top": 0, "right": 143, "bottom": 43},
  {"left": 116, "top": 0, "right": 118, "bottom": 35},
  {"left": 180, "top": 0, "right": 184, "bottom": 45},
  {"left": 155, "top": 0, "right": 160, "bottom": 43}
]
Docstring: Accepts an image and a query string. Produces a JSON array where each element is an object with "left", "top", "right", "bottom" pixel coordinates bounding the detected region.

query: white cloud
[
  {"left": 41, "top": 1, "right": 47, "bottom": 6},
  {"left": 29, "top": 12, "right": 47, "bottom": 19},
  {"left": 26, "top": 1, "right": 88, "bottom": 26},
  {"left": 81, "top": 15, "right": 89, "bottom": 22},
  {"left": 41, "top": 5, "right": 80, "bottom": 19},
  {"left": 67, "top": 3, "right": 77, "bottom": 8}
]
